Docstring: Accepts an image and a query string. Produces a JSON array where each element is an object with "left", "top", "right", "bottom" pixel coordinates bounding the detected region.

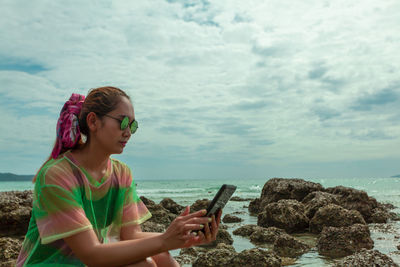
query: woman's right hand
[{"left": 160, "top": 206, "right": 210, "bottom": 251}]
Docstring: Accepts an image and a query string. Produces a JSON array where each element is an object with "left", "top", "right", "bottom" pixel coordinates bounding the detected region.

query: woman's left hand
[{"left": 187, "top": 210, "right": 222, "bottom": 246}]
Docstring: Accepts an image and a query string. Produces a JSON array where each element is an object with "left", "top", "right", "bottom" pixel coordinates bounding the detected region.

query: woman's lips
[{"left": 120, "top": 141, "right": 127, "bottom": 147}]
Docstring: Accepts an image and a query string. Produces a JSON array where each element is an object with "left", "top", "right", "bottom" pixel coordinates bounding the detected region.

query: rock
[
  {"left": 192, "top": 246, "right": 236, "bottom": 267},
  {"left": 230, "top": 196, "right": 253, "bottom": 201},
  {"left": 397, "top": 244, "right": 400, "bottom": 250},
  {"left": 174, "top": 254, "right": 195, "bottom": 266},
  {"left": 146, "top": 204, "right": 177, "bottom": 227},
  {"left": 302, "top": 191, "right": 339, "bottom": 219},
  {"left": 258, "top": 199, "right": 309, "bottom": 233},
  {"left": 249, "top": 198, "right": 262, "bottom": 214},
  {"left": 273, "top": 234, "right": 311, "bottom": 257},
  {"left": 250, "top": 227, "right": 286, "bottom": 244},
  {"left": 260, "top": 178, "right": 324, "bottom": 204},
  {"left": 175, "top": 247, "right": 199, "bottom": 266},
  {"left": 0, "top": 191, "right": 33, "bottom": 237},
  {"left": 389, "top": 212, "right": 400, "bottom": 221},
  {"left": 215, "top": 243, "right": 236, "bottom": 253},
  {"left": 233, "top": 224, "right": 261, "bottom": 237},
  {"left": 325, "top": 186, "right": 378, "bottom": 223},
  {"left": 334, "top": 249, "right": 399, "bottom": 267},
  {"left": 191, "top": 199, "right": 210, "bottom": 212},
  {"left": 309, "top": 204, "right": 366, "bottom": 234},
  {"left": 228, "top": 248, "right": 281, "bottom": 267},
  {"left": 159, "top": 198, "right": 184, "bottom": 215},
  {"left": 199, "top": 229, "right": 233, "bottom": 248},
  {"left": 317, "top": 224, "right": 374, "bottom": 258},
  {"left": 222, "top": 214, "right": 243, "bottom": 223},
  {"left": 139, "top": 196, "right": 156, "bottom": 207},
  {"left": 369, "top": 208, "right": 390, "bottom": 223},
  {"left": 0, "top": 237, "right": 22, "bottom": 266},
  {"left": 141, "top": 221, "right": 165, "bottom": 233}
]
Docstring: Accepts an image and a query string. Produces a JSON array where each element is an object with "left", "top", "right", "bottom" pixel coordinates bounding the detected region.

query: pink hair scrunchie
[{"left": 51, "top": 93, "right": 86, "bottom": 159}]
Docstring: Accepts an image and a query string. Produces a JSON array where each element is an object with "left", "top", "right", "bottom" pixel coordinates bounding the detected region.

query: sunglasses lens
[
  {"left": 130, "top": 120, "right": 138, "bottom": 134},
  {"left": 121, "top": 117, "right": 129, "bottom": 130}
]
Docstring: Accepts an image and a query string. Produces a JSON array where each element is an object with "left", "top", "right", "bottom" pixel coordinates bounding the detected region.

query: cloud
[{"left": 351, "top": 87, "right": 399, "bottom": 111}]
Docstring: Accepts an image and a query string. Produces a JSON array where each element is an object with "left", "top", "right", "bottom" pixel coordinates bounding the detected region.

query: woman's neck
[{"left": 72, "top": 142, "right": 109, "bottom": 173}]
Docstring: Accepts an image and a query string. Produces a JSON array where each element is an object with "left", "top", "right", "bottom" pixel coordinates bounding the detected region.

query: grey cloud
[
  {"left": 211, "top": 119, "right": 255, "bottom": 136},
  {"left": 312, "top": 106, "right": 341, "bottom": 121},
  {"left": 248, "top": 139, "right": 274, "bottom": 146},
  {"left": 350, "top": 129, "right": 395, "bottom": 141},
  {"left": 233, "top": 14, "right": 252, "bottom": 23},
  {"left": 351, "top": 87, "right": 399, "bottom": 111},
  {"left": 233, "top": 100, "right": 269, "bottom": 111},
  {"left": 308, "top": 65, "right": 327, "bottom": 80},
  {"left": 308, "top": 63, "right": 344, "bottom": 92},
  {"left": 0, "top": 56, "right": 48, "bottom": 74},
  {"left": 251, "top": 44, "right": 282, "bottom": 57},
  {"left": 158, "top": 125, "right": 198, "bottom": 136}
]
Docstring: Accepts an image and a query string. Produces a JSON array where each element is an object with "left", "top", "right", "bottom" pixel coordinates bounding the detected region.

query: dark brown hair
[
  {"left": 79, "top": 86, "right": 130, "bottom": 139},
  {"left": 33, "top": 86, "right": 130, "bottom": 182}
]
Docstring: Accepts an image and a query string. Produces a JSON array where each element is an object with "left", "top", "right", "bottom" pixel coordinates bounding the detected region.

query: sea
[{"left": 1, "top": 177, "right": 400, "bottom": 266}]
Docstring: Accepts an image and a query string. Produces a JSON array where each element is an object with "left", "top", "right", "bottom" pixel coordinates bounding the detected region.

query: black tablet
[{"left": 205, "top": 184, "right": 237, "bottom": 217}]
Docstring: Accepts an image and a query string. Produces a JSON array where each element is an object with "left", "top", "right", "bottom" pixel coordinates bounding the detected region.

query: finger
[
  {"left": 183, "top": 224, "right": 205, "bottom": 231},
  {"left": 180, "top": 206, "right": 190, "bottom": 216},
  {"left": 186, "top": 217, "right": 211, "bottom": 225},
  {"left": 203, "top": 221, "right": 212, "bottom": 241},
  {"left": 211, "top": 215, "right": 218, "bottom": 239},
  {"left": 181, "top": 209, "right": 207, "bottom": 220}
]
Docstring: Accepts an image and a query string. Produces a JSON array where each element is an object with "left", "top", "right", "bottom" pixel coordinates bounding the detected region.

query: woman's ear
[{"left": 86, "top": 112, "right": 99, "bottom": 132}]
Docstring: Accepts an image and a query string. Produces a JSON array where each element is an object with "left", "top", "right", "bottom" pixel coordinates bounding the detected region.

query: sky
[{"left": 0, "top": 0, "right": 399, "bottom": 180}]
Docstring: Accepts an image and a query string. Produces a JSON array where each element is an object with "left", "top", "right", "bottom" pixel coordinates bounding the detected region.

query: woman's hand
[
  {"left": 160, "top": 206, "right": 210, "bottom": 251},
  {"left": 196, "top": 209, "right": 222, "bottom": 245}
]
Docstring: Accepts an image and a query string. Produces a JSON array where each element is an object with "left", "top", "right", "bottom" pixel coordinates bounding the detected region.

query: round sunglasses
[{"left": 103, "top": 114, "right": 138, "bottom": 134}]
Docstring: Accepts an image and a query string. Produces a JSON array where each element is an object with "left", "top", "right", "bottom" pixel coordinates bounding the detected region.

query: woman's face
[{"left": 95, "top": 96, "right": 135, "bottom": 155}]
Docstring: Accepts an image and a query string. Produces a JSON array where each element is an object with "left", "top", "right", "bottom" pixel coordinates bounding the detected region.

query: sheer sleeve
[{"left": 35, "top": 165, "right": 92, "bottom": 244}]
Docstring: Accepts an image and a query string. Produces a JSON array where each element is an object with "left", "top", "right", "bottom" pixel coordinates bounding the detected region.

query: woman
[{"left": 16, "top": 86, "right": 221, "bottom": 266}]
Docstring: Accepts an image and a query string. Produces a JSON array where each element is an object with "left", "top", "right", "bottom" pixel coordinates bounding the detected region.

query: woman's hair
[{"left": 32, "top": 86, "right": 130, "bottom": 182}]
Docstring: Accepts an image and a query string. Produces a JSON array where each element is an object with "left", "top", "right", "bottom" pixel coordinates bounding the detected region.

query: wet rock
[
  {"left": 191, "top": 199, "right": 210, "bottom": 212},
  {"left": 141, "top": 221, "right": 165, "bottom": 233},
  {"left": 325, "top": 186, "right": 378, "bottom": 223},
  {"left": 333, "top": 248, "right": 399, "bottom": 267},
  {"left": 389, "top": 212, "right": 400, "bottom": 221},
  {"left": 369, "top": 207, "right": 390, "bottom": 223},
  {"left": 250, "top": 227, "right": 286, "bottom": 244},
  {"left": 397, "top": 244, "right": 400, "bottom": 250},
  {"left": 302, "top": 191, "right": 339, "bottom": 219},
  {"left": 230, "top": 196, "right": 253, "bottom": 201},
  {"left": 175, "top": 247, "right": 199, "bottom": 266},
  {"left": 258, "top": 199, "right": 309, "bottom": 233},
  {"left": 249, "top": 198, "right": 262, "bottom": 214},
  {"left": 317, "top": 224, "right": 373, "bottom": 258},
  {"left": 222, "top": 214, "right": 243, "bottom": 223},
  {"left": 233, "top": 224, "right": 260, "bottom": 237},
  {"left": 139, "top": 196, "right": 156, "bottom": 207},
  {"left": 145, "top": 204, "right": 177, "bottom": 227},
  {"left": 192, "top": 246, "right": 236, "bottom": 267},
  {"left": 228, "top": 248, "right": 281, "bottom": 267},
  {"left": 260, "top": 178, "right": 324, "bottom": 204},
  {"left": 273, "top": 234, "right": 311, "bottom": 257},
  {"left": 0, "top": 237, "right": 22, "bottom": 267},
  {"left": 159, "top": 198, "right": 184, "bottom": 215},
  {"left": 309, "top": 204, "right": 365, "bottom": 234},
  {"left": 0, "top": 190, "right": 33, "bottom": 236}
]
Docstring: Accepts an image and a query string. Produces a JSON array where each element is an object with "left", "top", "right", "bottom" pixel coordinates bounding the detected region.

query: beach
[{"left": 1, "top": 177, "right": 400, "bottom": 266}]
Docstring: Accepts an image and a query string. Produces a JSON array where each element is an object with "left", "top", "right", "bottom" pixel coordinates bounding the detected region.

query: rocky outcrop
[
  {"left": 191, "top": 199, "right": 210, "bottom": 212},
  {"left": 317, "top": 224, "right": 374, "bottom": 258},
  {"left": 0, "top": 190, "right": 33, "bottom": 237},
  {"left": 325, "top": 186, "right": 379, "bottom": 223},
  {"left": 228, "top": 248, "right": 281, "bottom": 267},
  {"left": 309, "top": 204, "right": 366, "bottom": 233},
  {"left": 192, "top": 244, "right": 236, "bottom": 267},
  {"left": 301, "top": 191, "right": 339, "bottom": 219},
  {"left": 273, "top": 234, "right": 311, "bottom": 258},
  {"left": 333, "top": 249, "right": 399, "bottom": 267},
  {"left": 260, "top": 178, "right": 324, "bottom": 204},
  {"left": 141, "top": 221, "right": 165, "bottom": 233},
  {"left": 222, "top": 214, "right": 242, "bottom": 223},
  {"left": 230, "top": 196, "right": 253, "bottom": 201},
  {"left": 0, "top": 237, "right": 22, "bottom": 267},
  {"left": 159, "top": 198, "right": 184, "bottom": 215},
  {"left": 249, "top": 198, "right": 262, "bottom": 214},
  {"left": 250, "top": 227, "right": 286, "bottom": 244},
  {"left": 232, "top": 224, "right": 260, "bottom": 237},
  {"left": 258, "top": 199, "right": 309, "bottom": 233}
]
